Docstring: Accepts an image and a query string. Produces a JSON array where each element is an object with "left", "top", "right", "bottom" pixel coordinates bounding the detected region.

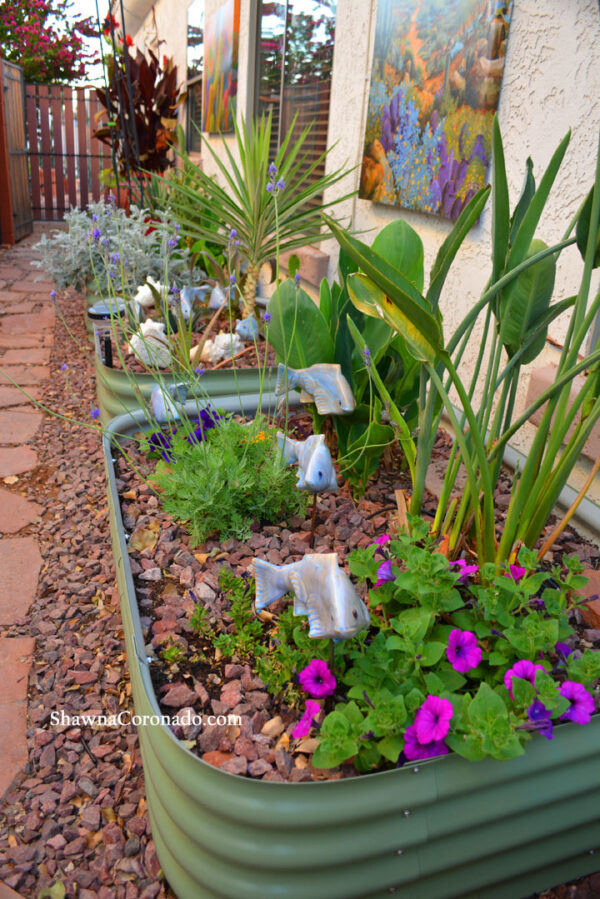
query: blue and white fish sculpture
[
  {"left": 253, "top": 553, "right": 370, "bottom": 640},
  {"left": 235, "top": 316, "right": 259, "bottom": 342},
  {"left": 275, "top": 363, "right": 355, "bottom": 415},
  {"left": 151, "top": 381, "right": 189, "bottom": 423},
  {"left": 277, "top": 431, "right": 338, "bottom": 493}
]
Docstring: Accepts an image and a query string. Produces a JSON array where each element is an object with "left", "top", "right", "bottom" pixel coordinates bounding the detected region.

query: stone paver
[
  {"left": 0, "top": 386, "right": 43, "bottom": 409},
  {"left": 0, "top": 637, "right": 35, "bottom": 800},
  {"left": 0, "top": 447, "right": 38, "bottom": 477},
  {"left": 0, "top": 311, "right": 55, "bottom": 337},
  {"left": 0, "top": 349, "right": 51, "bottom": 365},
  {"left": 0, "top": 335, "right": 52, "bottom": 349},
  {"left": 0, "top": 537, "right": 42, "bottom": 624},
  {"left": 0, "top": 365, "right": 50, "bottom": 387},
  {"left": 0, "top": 489, "right": 43, "bottom": 534},
  {"left": 0, "top": 409, "right": 44, "bottom": 444}
]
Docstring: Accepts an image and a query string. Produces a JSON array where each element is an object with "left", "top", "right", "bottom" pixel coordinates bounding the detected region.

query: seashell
[{"left": 129, "top": 320, "right": 171, "bottom": 369}]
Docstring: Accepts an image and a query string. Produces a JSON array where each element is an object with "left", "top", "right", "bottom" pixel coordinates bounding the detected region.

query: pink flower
[
  {"left": 504, "top": 564, "right": 527, "bottom": 581},
  {"left": 414, "top": 695, "right": 453, "bottom": 744},
  {"left": 298, "top": 660, "right": 336, "bottom": 698},
  {"left": 375, "top": 559, "right": 395, "bottom": 587},
  {"left": 559, "top": 681, "right": 595, "bottom": 725},
  {"left": 504, "top": 659, "right": 546, "bottom": 698},
  {"left": 371, "top": 534, "right": 391, "bottom": 553},
  {"left": 291, "top": 700, "right": 321, "bottom": 739},
  {"left": 403, "top": 724, "right": 449, "bottom": 761},
  {"left": 446, "top": 629, "right": 482, "bottom": 674},
  {"left": 450, "top": 558, "right": 479, "bottom": 583}
]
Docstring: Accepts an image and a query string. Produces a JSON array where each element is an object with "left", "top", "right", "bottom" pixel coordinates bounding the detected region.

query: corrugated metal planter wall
[{"left": 104, "top": 411, "right": 600, "bottom": 899}]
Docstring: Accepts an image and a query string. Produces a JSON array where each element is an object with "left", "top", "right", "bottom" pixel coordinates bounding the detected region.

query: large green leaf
[
  {"left": 491, "top": 116, "right": 509, "bottom": 285},
  {"left": 509, "top": 157, "right": 536, "bottom": 244},
  {"left": 372, "top": 219, "right": 424, "bottom": 292},
  {"left": 498, "top": 238, "right": 556, "bottom": 363},
  {"left": 266, "top": 279, "right": 334, "bottom": 367},
  {"left": 325, "top": 214, "right": 443, "bottom": 361},
  {"left": 347, "top": 272, "right": 438, "bottom": 363}
]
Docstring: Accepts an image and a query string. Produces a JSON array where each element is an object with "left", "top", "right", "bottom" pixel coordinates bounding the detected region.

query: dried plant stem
[{"left": 537, "top": 453, "right": 600, "bottom": 561}]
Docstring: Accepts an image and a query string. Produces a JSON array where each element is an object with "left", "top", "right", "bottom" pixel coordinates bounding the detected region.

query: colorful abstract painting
[
  {"left": 361, "top": 0, "right": 512, "bottom": 220},
  {"left": 202, "top": 0, "right": 240, "bottom": 133}
]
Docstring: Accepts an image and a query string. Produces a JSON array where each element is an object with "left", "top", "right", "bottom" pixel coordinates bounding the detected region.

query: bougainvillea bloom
[
  {"left": 403, "top": 724, "right": 449, "bottom": 761},
  {"left": 291, "top": 700, "right": 321, "bottom": 739},
  {"left": 504, "top": 564, "right": 527, "bottom": 581},
  {"left": 446, "top": 629, "right": 482, "bottom": 673},
  {"left": 504, "top": 659, "right": 546, "bottom": 698},
  {"left": 450, "top": 558, "right": 479, "bottom": 582},
  {"left": 414, "top": 695, "right": 453, "bottom": 744},
  {"left": 559, "top": 681, "right": 595, "bottom": 725},
  {"left": 298, "top": 660, "right": 337, "bottom": 698},
  {"left": 527, "top": 700, "right": 554, "bottom": 740},
  {"left": 375, "top": 559, "right": 395, "bottom": 587}
]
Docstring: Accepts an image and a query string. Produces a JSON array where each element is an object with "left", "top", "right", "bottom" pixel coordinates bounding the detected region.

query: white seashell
[
  {"left": 200, "top": 331, "right": 244, "bottom": 364},
  {"left": 129, "top": 320, "right": 172, "bottom": 369},
  {"left": 134, "top": 277, "right": 168, "bottom": 309}
]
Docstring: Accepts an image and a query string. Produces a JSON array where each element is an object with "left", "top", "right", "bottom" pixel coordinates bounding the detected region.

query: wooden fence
[
  {"left": 25, "top": 83, "right": 111, "bottom": 221},
  {"left": 0, "top": 59, "right": 33, "bottom": 243}
]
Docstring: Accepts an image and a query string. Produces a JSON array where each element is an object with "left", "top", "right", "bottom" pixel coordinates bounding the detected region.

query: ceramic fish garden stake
[
  {"left": 150, "top": 382, "right": 189, "bottom": 423},
  {"left": 253, "top": 553, "right": 370, "bottom": 640},
  {"left": 275, "top": 363, "right": 356, "bottom": 415},
  {"left": 277, "top": 432, "right": 338, "bottom": 493}
]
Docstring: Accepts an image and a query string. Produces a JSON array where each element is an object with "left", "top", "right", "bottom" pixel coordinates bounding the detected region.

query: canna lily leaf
[
  {"left": 266, "top": 279, "right": 334, "bottom": 368},
  {"left": 498, "top": 238, "right": 556, "bottom": 363},
  {"left": 372, "top": 218, "right": 425, "bottom": 292}
]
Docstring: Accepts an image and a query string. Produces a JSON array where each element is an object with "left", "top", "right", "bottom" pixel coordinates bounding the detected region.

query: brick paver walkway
[{"left": 0, "top": 229, "right": 55, "bottom": 876}]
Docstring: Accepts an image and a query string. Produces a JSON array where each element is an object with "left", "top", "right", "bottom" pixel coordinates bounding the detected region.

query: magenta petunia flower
[
  {"left": 291, "top": 700, "right": 321, "bottom": 739},
  {"left": 403, "top": 724, "right": 449, "bottom": 761},
  {"left": 414, "top": 695, "right": 453, "bottom": 744},
  {"left": 446, "top": 629, "right": 482, "bottom": 674},
  {"left": 375, "top": 559, "right": 395, "bottom": 587},
  {"left": 298, "top": 660, "right": 337, "bottom": 698},
  {"left": 450, "top": 558, "right": 479, "bottom": 583},
  {"left": 504, "top": 564, "right": 527, "bottom": 581},
  {"left": 559, "top": 681, "right": 595, "bottom": 725},
  {"left": 504, "top": 659, "right": 546, "bottom": 698},
  {"left": 371, "top": 534, "right": 391, "bottom": 553}
]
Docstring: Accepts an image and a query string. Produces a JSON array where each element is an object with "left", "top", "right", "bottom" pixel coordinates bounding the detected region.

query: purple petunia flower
[
  {"left": 371, "top": 533, "right": 391, "bottom": 553},
  {"left": 147, "top": 431, "right": 174, "bottom": 462},
  {"left": 375, "top": 559, "right": 395, "bottom": 587},
  {"left": 559, "top": 681, "right": 595, "bottom": 725},
  {"left": 414, "top": 695, "right": 453, "bottom": 744},
  {"left": 505, "top": 564, "right": 527, "bottom": 581},
  {"left": 527, "top": 699, "right": 554, "bottom": 739},
  {"left": 555, "top": 641, "right": 573, "bottom": 658},
  {"left": 446, "top": 629, "right": 482, "bottom": 674},
  {"left": 450, "top": 558, "right": 479, "bottom": 583},
  {"left": 186, "top": 409, "right": 222, "bottom": 446},
  {"left": 504, "top": 659, "right": 546, "bottom": 698},
  {"left": 292, "top": 699, "right": 321, "bottom": 740},
  {"left": 298, "top": 659, "right": 337, "bottom": 698},
  {"left": 403, "top": 723, "right": 449, "bottom": 761}
]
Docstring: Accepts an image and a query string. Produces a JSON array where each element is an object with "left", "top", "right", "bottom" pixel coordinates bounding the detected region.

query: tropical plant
[
  {"left": 94, "top": 48, "right": 185, "bottom": 184},
  {"left": 326, "top": 117, "right": 600, "bottom": 566},
  {"left": 161, "top": 112, "right": 354, "bottom": 316},
  {"left": 265, "top": 219, "right": 422, "bottom": 493}
]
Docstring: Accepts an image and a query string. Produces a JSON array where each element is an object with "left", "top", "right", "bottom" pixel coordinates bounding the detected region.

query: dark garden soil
[{"left": 0, "top": 280, "right": 599, "bottom": 897}]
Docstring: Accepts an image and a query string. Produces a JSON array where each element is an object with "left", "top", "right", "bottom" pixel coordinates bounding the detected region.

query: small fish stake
[
  {"left": 275, "top": 363, "right": 355, "bottom": 415},
  {"left": 253, "top": 553, "right": 370, "bottom": 640},
  {"left": 277, "top": 432, "right": 338, "bottom": 494}
]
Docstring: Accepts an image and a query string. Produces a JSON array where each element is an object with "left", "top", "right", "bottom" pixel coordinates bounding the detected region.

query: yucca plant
[
  {"left": 326, "top": 117, "right": 600, "bottom": 568},
  {"left": 162, "top": 112, "right": 354, "bottom": 316}
]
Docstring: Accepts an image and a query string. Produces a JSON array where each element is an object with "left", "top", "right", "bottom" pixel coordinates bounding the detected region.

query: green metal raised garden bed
[
  {"left": 95, "top": 358, "right": 276, "bottom": 425},
  {"left": 104, "top": 405, "right": 600, "bottom": 899}
]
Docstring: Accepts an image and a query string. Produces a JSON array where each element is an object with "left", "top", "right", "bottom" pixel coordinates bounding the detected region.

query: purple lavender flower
[
  {"left": 298, "top": 659, "right": 336, "bottom": 698},
  {"left": 375, "top": 559, "right": 395, "bottom": 587},
  {"left": 276, "top": 178, "right": 285, "bottom": 191},
  {"left": 168, "top": 238, "right": 178, "bottom": 248},
  {"left": 262, "top": 312, "right": 272, "bottom": 324},
  {"left": 559, "top": 681, "right": 595, "bottom": 725},
  {"left": 110, "top": 251, "right": 120, "bottom": 265},
  {"left": 229, "top": 273, "right": 236, "bottom": 286},
  {"left": 194, "top": 366, "right": 205, "bottom": 376},
  {"left": 414, "top": 695, "right": 453, "bottom": 744},
  {"left": 92, "top": 213, "right": 98, "bottom": 221},
  {"left": 294, "top": 271, "right": 301, "bottom": 286},
  {"left": 92, "top": 228, "right": 102, "bottom": 241},
  {"left": 229, "top": 228, "right": 237, "bottom": 240},
  {"left": 50, "top": 290, "right": 57, "bottom": 301},
  {"left": 266, "top": 183, "right": 274, "bottom": 193},
  {"left": 446, "top": 629, "right": 482, "bottom": 674},
  {"left": 90, "top": 407, "right": 100, "bottom": 421},
  {"left": 60, "top": 363, "right": 67, "bottom": 371},
  {"left": 268, "top": 162, "right": 278, "bottom": 177},
  {"left": 362, "top": 346, "right": 371, "bottom": 368},
  {"left": 403, "top": 723, "right": 449, "bottom": 761}
]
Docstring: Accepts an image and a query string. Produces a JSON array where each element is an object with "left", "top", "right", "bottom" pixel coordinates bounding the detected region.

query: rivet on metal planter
[{"left": 402, "top": 809, "right": 411, "bottom": 818}]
